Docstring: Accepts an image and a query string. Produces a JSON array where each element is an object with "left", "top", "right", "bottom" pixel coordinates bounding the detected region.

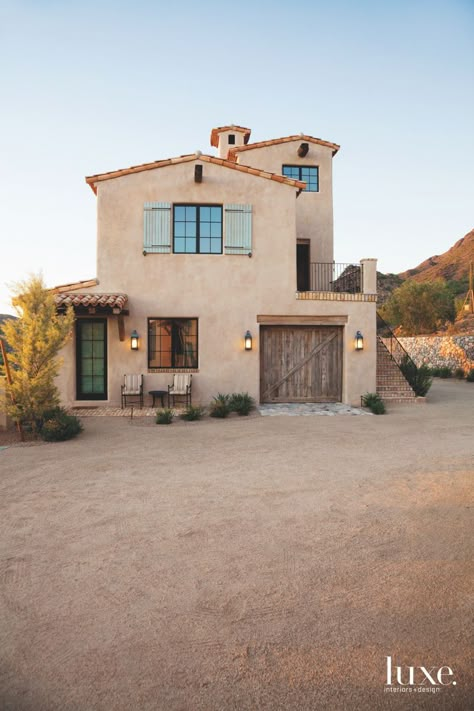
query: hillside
[{"left": 399, "top": 228, "right": 474, "bottom": 283}]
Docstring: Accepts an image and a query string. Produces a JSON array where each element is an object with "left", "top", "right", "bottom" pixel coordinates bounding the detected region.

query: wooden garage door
[{"left": 260, "top": 326, "right": 343, "bottom": 403}]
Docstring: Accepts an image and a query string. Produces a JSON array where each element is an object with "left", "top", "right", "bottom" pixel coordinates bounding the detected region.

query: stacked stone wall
[{"left": 397, "top": 335, "right": 474, "bottom": 373}]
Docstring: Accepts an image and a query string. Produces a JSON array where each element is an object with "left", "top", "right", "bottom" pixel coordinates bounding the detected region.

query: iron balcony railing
[{"left": 304, "top": 262, "right": 363, "bottom": 294}]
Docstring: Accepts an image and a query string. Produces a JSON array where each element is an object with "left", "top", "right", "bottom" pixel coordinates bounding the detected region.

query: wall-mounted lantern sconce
[
  {"left": 355, "top": 331, "right": 364, "bottom": 351},
  {"left": 130, "top": 330, "right": 139, "bottom": 351},
  {"left": 244, "top": 330, "right": 253, "bottom": 351}
]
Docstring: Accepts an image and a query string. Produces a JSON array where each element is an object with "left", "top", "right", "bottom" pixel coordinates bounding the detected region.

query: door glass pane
[{"left": 77, "top": 320, "right": 106, "bottom": 399}]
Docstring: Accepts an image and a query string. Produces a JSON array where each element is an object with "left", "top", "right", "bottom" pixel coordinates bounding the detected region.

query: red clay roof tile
[
  {"left": 210, "top": 125, "right": 251, "bottom": 147},
  {"left": 85, "top": 154, "right": 305, "bottom": 193},
  {"left": 228, "top": 134, "right": 340, "bottom": 160}
]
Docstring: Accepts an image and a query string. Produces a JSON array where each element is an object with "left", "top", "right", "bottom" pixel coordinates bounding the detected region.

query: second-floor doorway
[{"left": 297, "top": 240, "right": 310, "bottom": 292}]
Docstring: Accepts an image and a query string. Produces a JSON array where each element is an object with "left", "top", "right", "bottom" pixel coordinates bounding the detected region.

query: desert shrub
[
  {"left": 39, "top": 408, "right": 83, "bottom": 442},
  {"left": 466, "top": 369, "right": 474, "bottom": 383},
  {"left": 229, "top": 392, "right": 255, "bottom": 416},
  {"left": 209, "top": 393, "right": 231, "bottom": 418},
  {"left": 380, "top": 279, "right": 455, "bottom": 335},
  {"left": 155, "top": 408, "right": 174, "bottom": 425},
  {"left": 362, "top": 393, "right": 386, "bottom": 415},
  {"left": 430, "top": 366, "right": 452, "bottom": 378},
  {"left": 180, "top": 405, "right": 204, "bottom": 421},
  {"left": 454, "top": 367, "right": 465, "bottom": 380},
  {"left": 399, "top": 356, "right": 433, "bottom": 396}
]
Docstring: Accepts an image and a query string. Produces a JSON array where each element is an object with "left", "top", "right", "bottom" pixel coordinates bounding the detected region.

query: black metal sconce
[
  {"left": 244, "top": 331, "right": 252, "bottom": 351},
  {"left": 355, "top": 331, "right": 364, "bottom": 350}
]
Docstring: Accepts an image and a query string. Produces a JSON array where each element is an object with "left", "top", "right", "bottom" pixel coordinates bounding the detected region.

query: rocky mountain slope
[{"left": 399, "top": 228, "right": 474, "bottom": 283}]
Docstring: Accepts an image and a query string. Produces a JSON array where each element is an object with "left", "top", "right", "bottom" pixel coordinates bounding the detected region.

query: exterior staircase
[{"left": 376, "top": 337, "right": 417, "bottom": 402}]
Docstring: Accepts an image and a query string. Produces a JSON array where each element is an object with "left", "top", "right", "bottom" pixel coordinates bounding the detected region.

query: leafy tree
[
  {"left": 380, "top": 279, "right": 455, "bottom": 335},
  {"left": 0, "top": 275, "right": 74, "bottom": 430}
]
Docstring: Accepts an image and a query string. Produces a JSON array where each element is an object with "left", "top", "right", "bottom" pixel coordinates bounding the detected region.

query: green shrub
[
  {"left": 209, "top": 393, "right": 231, "bottom": 418},
  {"left": 466, "top": 369, "right": 474, "bottom": 383},
  {"left": 155, "top": 408, "right": 174, "bottom": 424},
  {"left": 438, "top": 366, "right": 453, "bottom": 378},
  {"left": 180, "top": 405, "right": 204, "bottom": 421},
  {"left": 229, "top": 392, "right": 255, "bottom": 416},
  {"left": 429, "top": 366, "right": 452, "bottom": 378},
  {"left": 399, "top": 356, "right": 433, "bottom": 396},
  {"left": 39, "top": 408, "right": 83, "bottom": 442},
  {"left": 362, "top": 393, "right": 386, "bottom": 415},
  {"left": 454, "top": 367, "right": 465, "bottom": 380}
]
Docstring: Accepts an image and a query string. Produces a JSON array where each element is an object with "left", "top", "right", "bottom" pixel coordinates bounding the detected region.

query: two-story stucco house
[{"left": 54, "top": 124, "right": 378, "bottom": 408}]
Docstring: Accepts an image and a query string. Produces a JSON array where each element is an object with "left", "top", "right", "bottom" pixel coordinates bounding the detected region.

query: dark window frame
[
  {"left": 173, "top": 204, "right": 223, "bottom": 254},
  {"left": 282, "top": 165, "right": 319, "bottom": 192},
  {"left": 147, "top": 317, "right": 199, "bottom": 370},
  {"left": 228, "top": 134, "right": 236, "bottom": 144}
]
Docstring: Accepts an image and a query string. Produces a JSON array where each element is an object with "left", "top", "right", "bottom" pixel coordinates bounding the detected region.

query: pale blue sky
[{"left": 1, "top": 0, "right": 473, "bottom": 313}]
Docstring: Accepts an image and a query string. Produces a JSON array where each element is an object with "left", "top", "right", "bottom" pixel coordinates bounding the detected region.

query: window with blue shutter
[
  {"left": 224, "top": 204, "right": 252, "bottom": 255},
  {"left": 143, "top": 202, "right": 171, "bottom": 254}
]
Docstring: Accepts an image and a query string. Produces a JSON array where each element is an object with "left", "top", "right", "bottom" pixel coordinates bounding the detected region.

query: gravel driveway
[{"left": 0, "top": 380, "right": 473, "bottom": 710}]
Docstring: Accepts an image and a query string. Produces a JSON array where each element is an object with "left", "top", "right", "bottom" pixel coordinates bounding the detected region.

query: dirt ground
[{"left": 0, "top": 380, "right": 473, "bottom": 710}]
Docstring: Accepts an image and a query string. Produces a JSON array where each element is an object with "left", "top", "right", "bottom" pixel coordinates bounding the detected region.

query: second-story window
[
  {"left": 173, "top": 205, "right": 223, "bottom": 254},
  {"left": 282, "top": 165, "right": 319, "bottom": 192}
]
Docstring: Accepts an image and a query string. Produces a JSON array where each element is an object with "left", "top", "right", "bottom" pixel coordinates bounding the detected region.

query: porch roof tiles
[{"left": 55, "top": 292, "right": 128, "bottom": 313}]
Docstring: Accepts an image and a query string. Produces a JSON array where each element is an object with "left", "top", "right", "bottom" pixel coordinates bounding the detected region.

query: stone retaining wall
[{"left": 397, "top": 335, "right": 474, "bottom": 373}]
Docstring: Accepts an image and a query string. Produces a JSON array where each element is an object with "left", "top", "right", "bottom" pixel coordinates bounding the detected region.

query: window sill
[{"left": 148, "top": 368, "right": 199, "bottom": 374}]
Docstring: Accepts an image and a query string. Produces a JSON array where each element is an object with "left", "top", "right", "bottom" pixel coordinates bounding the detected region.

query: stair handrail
[{"left": 376, "top": 313, "right": 417, "bottom": 371}]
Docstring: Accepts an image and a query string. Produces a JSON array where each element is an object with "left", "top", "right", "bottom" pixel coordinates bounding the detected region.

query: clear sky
[{"left": 0, "top": 0, "right": 473, "bottom": 313}]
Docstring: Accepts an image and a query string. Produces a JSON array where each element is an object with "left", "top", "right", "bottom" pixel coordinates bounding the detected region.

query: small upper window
[
  {"left": 228, "top": 134, "right": 236, "bottom": 145},
  {"left": 282, "top": 165, "right": 319, "bottom": 192}
]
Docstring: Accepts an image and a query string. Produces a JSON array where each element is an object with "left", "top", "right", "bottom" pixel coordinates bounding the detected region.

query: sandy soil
[{"left": 0, "top": 380, "right": 473, "bottom": 710}]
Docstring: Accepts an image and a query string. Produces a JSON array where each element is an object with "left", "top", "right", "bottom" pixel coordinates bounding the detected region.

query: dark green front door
[{"left": 76, "top": 319, "right": 107, "bottom": 400}]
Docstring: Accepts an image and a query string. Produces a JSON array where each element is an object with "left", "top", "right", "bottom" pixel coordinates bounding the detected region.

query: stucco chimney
[{"left": 210, "top": 125, "right": 251, "bottom": 159}]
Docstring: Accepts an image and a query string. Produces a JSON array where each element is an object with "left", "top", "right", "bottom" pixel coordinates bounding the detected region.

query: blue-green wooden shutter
[
  {"left": 224, "top": 204, "right": 252, "bottom": 255},
  {"left": 143, "top": 202, "right": 171, "bottom": 253}
]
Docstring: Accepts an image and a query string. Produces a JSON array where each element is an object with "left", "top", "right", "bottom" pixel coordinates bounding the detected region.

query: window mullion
[{"left": 196, "top": 206, "right": 201, "bottom": 254}]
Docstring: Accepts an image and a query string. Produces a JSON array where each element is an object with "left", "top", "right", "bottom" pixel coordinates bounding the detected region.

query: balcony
[{"left": 296, "top": 259, "right": 377, "bottom": 302}]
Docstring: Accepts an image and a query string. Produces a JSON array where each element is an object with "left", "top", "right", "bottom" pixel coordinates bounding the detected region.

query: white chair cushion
[
  {"left": 170, "top": 374, "right": 191, "bottom": 394},
  {"left": 123, "top": 374, "right": 142, "bottom": 394}
]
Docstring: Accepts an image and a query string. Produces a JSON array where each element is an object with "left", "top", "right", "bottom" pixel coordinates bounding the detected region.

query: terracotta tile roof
[
  {"left": 52, "top": 278, "right": 98, "bottom": 293},
  {"left": 55, "top": 292, "right": 128, "bottom": 312},
  {"left": 210, "top": 125, "right": 251, "bottom": 148},
  {"left": 85, "top": 154, "right": 305, "bottom": 193},
  {"left": 228, "top": 134, "right": 340, "bottom": 160}
]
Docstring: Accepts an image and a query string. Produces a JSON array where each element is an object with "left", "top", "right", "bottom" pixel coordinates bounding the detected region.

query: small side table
[{"left": 148, "top": 390, "right": 168, "bottom": 408}]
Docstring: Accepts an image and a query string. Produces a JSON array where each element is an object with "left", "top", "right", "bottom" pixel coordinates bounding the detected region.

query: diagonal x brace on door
[{"left": 262, "top": 331, "right": 338, "bottom": 400}]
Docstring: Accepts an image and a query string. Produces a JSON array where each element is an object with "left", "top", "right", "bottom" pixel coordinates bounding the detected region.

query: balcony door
[
  {"left": 297, "top": 241, "right": 310, "bottom": 291},
  {"left": 76, "top": 319, "right": 107, "bottom": 400}
]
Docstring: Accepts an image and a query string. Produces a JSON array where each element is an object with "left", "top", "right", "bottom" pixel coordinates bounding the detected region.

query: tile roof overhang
[
  {"left": 210, "top": 125, "right": 252, "bottom": 147},
  {"left": 228, "top": 134, "right": 340, "bottom": 161},
  {"left": 55, "top": 292, "right": 129, "bottom": 315},
  {"left": 85, "top": 154, "right": 305, "bottom": 193}
]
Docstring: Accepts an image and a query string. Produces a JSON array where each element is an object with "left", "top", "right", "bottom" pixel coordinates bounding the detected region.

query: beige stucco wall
[
  {"left": 234, "top": 141, "right": 335, "bottom": 264},
  {"left": 57, "top": 158, "right": 376, "bottom": 408}
]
